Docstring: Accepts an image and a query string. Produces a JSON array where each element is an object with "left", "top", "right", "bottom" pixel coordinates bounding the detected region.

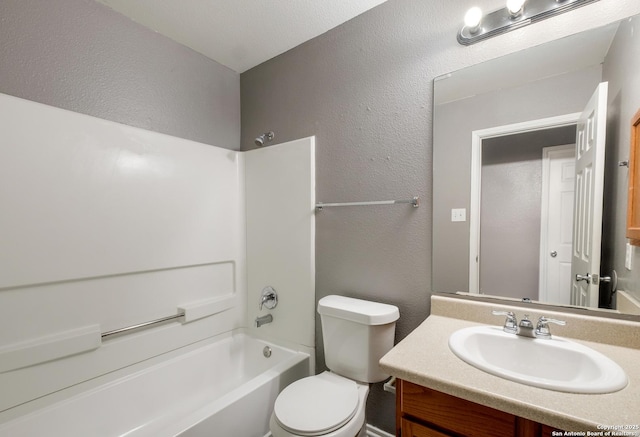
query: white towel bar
[{"left": 316, "top": 196, "right": 419, "bottom": 210}]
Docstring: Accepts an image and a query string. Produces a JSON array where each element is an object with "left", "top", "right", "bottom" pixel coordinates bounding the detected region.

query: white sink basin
[{"left": 448, "top": 326, "right": 628, "bottom": 393}]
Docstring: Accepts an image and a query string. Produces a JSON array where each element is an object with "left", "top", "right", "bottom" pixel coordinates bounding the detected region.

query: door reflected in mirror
[
  {"left": 475, "top": 125, "right": 576, "bottom": 305},
  {"left": 432, "top": 16, "right": 640, "bottom": 317}
]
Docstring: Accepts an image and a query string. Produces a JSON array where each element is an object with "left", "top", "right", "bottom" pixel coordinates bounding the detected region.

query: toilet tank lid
[{"left": 317, "top": 295, "right": 399, "bottom": 325}]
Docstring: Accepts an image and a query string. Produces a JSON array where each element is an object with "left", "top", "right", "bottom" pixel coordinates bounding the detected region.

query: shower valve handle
[{"left": 259, "top": 286, "right": 278, "bottom": 310}]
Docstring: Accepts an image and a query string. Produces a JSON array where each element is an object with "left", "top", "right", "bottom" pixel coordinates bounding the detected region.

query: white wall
[
  {"left": 245, "top": 138, "right": 316, "bottom": 358},
  {"left": 0, "top": 93, "right": 247, "bottom": 412},
  {"left": 0, "top": 94, "right": 317, "bottom": 416}
]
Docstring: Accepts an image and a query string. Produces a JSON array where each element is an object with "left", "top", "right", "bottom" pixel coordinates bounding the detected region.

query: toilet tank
[{"left": 317, "top": 295, "right": 399, "bottom": 383}]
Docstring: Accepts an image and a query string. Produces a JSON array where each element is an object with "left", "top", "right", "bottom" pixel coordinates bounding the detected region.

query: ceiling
[{"left": 95, "top": 0, "right": 388, "bottom": 73}]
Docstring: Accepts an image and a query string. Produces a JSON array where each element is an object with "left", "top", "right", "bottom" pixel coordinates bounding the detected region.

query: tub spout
[{"left": 255, "top": 314, "right": 273, "bottom": 328}]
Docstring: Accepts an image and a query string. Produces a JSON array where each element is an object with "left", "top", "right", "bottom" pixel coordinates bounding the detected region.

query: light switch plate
[
  {"left": 626, "top": 242, "right": 633, "bottom": 270},
  {"left": 451, "top": 208, "right": 466, "bottom": 222}
]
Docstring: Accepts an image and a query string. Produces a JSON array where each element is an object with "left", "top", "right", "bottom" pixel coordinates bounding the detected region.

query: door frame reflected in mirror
[{"left": 469, "top": 113, "right": 581, "bottom": 296}]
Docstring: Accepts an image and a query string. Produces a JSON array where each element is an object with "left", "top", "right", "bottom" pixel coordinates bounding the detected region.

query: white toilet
[{"left": 270, "top": 295, "right": 400, "bottom": 437}]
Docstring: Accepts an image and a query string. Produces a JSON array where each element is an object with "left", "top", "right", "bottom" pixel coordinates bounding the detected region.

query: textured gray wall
[
  {"left": 3, "top": 0, "right": 639, "bottom": 432},
  {"left": 480, "top": 128, "right": 576, "bottom": 299},
  {"left": 433, "top": 66, "right": 602, "bottom": 293},
  {"left": 603, "top": 15, "right": 640, "bottom": 302},
  {"left": 0, "top": 0, "right": 240, "bottom": 149},
  {"left": 241, "top": 0, "right": 640, "bottom": 431}
]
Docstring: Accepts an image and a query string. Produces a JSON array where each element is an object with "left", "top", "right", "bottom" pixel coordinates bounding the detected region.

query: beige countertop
[{"left": 379, "top": 295, "right": 640, "bottom": 433}]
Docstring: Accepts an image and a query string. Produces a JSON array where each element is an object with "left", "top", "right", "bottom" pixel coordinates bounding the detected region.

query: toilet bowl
[
  {"left": 269, "top": 295, "right": 399, "bottom": 437},
  {"left": 269, "top": 372, "right": 368, "bottom": 437}
]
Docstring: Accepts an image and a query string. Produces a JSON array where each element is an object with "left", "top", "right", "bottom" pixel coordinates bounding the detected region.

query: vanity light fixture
[
  {"left": 458, "top": 0, "right": 600, "bottom": 46},
  {"left": 464, "top": 7, "right": 483, "bottom": 34},
  {"left": 506, "top": 0, "right": 526, "bottom": 17}
]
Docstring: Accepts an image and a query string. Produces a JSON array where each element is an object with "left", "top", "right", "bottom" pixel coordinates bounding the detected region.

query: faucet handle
[
  {"left": 535, "top": 316, "right": 566, "bottom": 339},
  {"left": 259, "top": 286, "right": 278, "bottom": 310},
  {"left": 492, "top": 310, "right": 518, "bottom": 334}
]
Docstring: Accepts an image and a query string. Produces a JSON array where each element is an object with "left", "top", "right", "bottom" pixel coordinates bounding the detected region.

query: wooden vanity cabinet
[
  {"left": 627, "top": 108, "right": 640, "bottom": 244},
  {"left": 396, "top": 380, "right": 560, "bottom": 437}
]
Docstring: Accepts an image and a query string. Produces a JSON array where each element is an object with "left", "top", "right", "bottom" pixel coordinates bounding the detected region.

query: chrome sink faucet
[
  {"left": 492, "top": 311, "right": 565, "bottom": 339},
  {"left": 535, "top": 316, "right": 566, "bottom": 339},
  {"left": 491, "top": 310, "right": 518, "bottom": 334},
  {"left": 518, "top": 314, "right": 535, "bottom": 338}
]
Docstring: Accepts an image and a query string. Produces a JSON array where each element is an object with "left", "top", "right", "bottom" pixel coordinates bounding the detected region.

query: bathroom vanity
[
  {"left": 397, "top": 379, "right": 556, "bottom": 437},
  {"left": 380, "top": 295, "right": 640, "bottom": 437}
]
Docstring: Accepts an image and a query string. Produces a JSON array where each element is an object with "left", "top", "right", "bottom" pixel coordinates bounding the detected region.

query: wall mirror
[{"left": 432, "top": 13, "right": 640, "bottom": 318}]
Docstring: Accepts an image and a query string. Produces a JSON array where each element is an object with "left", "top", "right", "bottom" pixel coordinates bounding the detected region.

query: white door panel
[
  {"left": 540, "top": 145, "right": 575, "bottom": 305},
  {"left": 570, "top": 82, "right": 608, "bottom": 308}
]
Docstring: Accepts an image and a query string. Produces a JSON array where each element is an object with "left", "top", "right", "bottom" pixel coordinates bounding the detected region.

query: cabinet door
[
  {"left": 541, "top": 425, "right": 564, "bottom": 437},
  {"left": 401, "top": 418, "right": 452, "bottom": 437},
  {"left": 627, "top": 108, "right": 640, "bottom": 243},
  {"left": 398, "top": 380, "right": 564, "bottom": 437},
  {"left": 400, "top": 381, "right": 516, "bottom": 437}
]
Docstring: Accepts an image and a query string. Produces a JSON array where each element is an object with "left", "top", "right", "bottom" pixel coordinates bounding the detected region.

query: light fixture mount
[{"left": 458, "top": 0, "right": 600, "bottom": 46}]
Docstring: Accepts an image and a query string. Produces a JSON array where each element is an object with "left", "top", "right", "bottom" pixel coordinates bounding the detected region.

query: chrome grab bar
[
  {"left": 101, "top": 313, "right": 184, "bottom": 339},
  {"left": 100, "top": 295, "right": 235, "bottom": 340}
]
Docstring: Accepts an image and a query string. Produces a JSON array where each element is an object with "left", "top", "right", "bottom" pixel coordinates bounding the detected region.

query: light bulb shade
[
  {"left": 506, "top": 0, "right": 526, "bottom": 16},
  {"left": 464, "top": 7, "right": 483, "bottom": 32}
]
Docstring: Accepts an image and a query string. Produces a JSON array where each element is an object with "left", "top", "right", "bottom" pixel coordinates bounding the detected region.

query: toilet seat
[{"left": 273, "top": 372, "right": 359, "bottom": 436}]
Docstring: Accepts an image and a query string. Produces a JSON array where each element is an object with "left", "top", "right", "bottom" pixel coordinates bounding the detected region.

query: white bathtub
[{"left": 0, "top": 332, "right": 310, "bottom": 437}]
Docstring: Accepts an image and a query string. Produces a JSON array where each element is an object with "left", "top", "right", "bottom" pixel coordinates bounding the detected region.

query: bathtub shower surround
[
  {"left": 0, "top": 93, "right": 315, "bottom": 435},
  {"left": 246, "top": 142, "right": 316, "bottom": 350},
  {"left": 0, "top": 333, "right": 310, "bottom": 437}
]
